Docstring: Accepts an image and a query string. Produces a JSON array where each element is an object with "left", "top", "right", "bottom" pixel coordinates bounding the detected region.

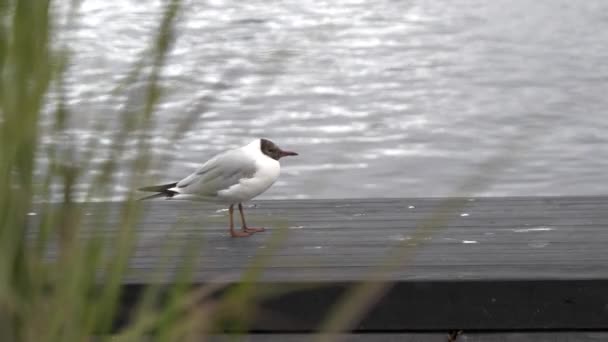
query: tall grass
[
  {"left": 1, "top": 0, "right": 297, "bottom": 340},
  {"left": 0, "top": 1, "right": 224, "bottom": 340}
]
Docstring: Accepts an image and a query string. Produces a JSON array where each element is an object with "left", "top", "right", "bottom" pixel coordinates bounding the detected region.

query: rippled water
[{"left": 48, "top": 0, "right": 608, "bottom": 200}]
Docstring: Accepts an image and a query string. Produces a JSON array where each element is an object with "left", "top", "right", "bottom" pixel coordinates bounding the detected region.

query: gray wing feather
[{"left": 176, "top": 149, "right": 257, "bottom": 196}]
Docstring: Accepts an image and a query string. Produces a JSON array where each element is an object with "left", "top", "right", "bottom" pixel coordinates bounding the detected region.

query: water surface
[{"left": 49, "top": 0, "right": 608, "bottom": 200}]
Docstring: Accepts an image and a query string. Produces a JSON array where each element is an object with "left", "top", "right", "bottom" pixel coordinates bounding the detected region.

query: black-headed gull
[{"left": 139, "top": 139, "right": 298, "bottom": 237}]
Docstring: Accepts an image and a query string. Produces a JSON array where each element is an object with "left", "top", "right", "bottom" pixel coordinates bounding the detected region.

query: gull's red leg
[
  {"left": 238, "top": 203, "right": 265, "bottom": 233},
  {"left": 229, "top": 204, "right": 251, "bottom": 238}
]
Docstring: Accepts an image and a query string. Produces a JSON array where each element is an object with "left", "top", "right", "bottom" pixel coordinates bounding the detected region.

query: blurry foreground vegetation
[
  {"left": 0, "top": 1, "right": 237, "bottom": 340},
  {"left": 1, "top": 1, "right": 315, "bottom": 341}
]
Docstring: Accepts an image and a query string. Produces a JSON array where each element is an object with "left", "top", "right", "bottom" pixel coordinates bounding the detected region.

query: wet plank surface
[
  {"left": 33, "top": 196, "right": 608, "bottom": 331},
  {"left": 57, "top": 196, "right": 608, "bottom": 282}
]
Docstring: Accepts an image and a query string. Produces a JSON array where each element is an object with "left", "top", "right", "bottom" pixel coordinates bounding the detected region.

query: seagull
[{"left": 138, "top": 138, "right": 298, "bottom": 237}]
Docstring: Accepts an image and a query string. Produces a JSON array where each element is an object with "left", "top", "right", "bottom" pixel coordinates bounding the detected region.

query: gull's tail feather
[{"left": 138, "top": 182, "right": 178, "bottom": 201}]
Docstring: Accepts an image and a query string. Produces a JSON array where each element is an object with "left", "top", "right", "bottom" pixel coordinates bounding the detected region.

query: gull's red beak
[{"left": 279, "top": 150, "right": 298, "bottom": 158}]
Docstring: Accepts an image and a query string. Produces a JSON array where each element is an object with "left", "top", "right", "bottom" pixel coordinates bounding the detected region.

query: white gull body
[{"left": 168, "top": 139, "right": 280, "bottom": 203}]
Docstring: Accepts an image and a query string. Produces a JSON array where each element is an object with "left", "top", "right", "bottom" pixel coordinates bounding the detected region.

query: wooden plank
[
  {"left": 60, "top": 197, "right": 608, "bottom": 282},
  {"left": 32, "top": 197, "right": 608, "bottom": 331}
]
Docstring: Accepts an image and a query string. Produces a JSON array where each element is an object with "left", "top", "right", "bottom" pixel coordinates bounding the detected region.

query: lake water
[{"left": 51, "top": 0, "right": 608, "bottom": 200}]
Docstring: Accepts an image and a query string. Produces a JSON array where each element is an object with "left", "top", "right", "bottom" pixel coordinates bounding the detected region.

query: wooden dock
[{"left": 52, "top": 196, "right": 608, "bottom": 340}]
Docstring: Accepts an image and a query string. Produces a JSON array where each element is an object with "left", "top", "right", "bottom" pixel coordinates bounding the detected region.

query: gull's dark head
[{"left": 260, "top": 138, "right": 298, "bottom": 161}]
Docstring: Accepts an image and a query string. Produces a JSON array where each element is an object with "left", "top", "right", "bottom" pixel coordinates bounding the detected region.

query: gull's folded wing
[{"left": 175, "top": 149, "right": 257, "bottom": 196}]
